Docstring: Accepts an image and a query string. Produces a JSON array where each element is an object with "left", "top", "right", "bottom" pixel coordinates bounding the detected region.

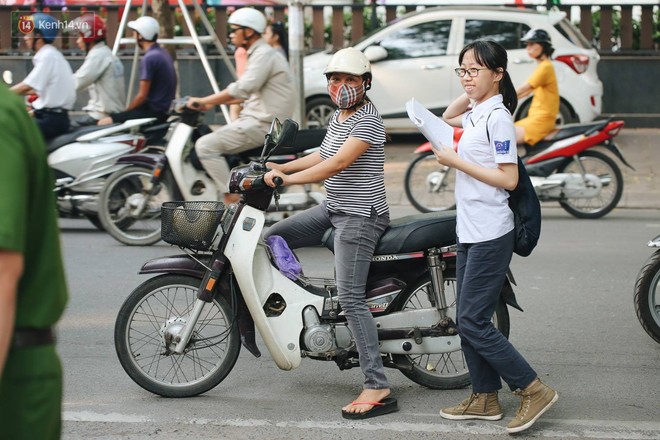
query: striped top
[{"left": 320, "top": 102, "right": 389, "bottom": 217}]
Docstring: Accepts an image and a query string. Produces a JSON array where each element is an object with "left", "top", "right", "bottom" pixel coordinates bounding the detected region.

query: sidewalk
[{"left": 383, "top": 128, "right": 660, "bottom": 211}]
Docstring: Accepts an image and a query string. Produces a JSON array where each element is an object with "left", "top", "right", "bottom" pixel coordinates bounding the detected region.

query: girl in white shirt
[{"left": 433, "top": 39, "right": 558, "bottom": 434}]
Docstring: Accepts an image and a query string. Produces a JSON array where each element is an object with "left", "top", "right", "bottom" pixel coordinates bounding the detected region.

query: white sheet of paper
[{"left": 406, "top": 98, "right": 454, "bottom": 151}]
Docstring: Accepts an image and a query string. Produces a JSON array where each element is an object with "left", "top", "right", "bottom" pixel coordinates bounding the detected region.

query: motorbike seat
[
  {"left": 228, "top": 128, "right": 328, "bottom": 167},
  {"left": 322, "top": 211, "right": 457, "bottom": 255},
  {"left": 46, "top": 124, "right": 121, "bottom": 153},
  {"left": 528, "top": 120, "right": 607, "bottom": 150}
]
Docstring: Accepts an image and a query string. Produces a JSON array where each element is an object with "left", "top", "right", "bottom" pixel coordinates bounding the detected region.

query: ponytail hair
[
  {"left": 500, "top": 71, "right": 518, "bottom": 114},
  {"left": 459, "top": 39, "right": 518, "bottom": 114}
]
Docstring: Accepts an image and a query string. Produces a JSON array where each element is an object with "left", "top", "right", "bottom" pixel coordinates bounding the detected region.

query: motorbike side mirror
[{"left": 262, "top": 118, "right": 299, "bottom": 161}]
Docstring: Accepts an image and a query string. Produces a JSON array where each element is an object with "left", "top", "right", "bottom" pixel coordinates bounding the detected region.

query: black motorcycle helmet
[{"left": 521, "top": 28, "right": 554, "bottom": 57}]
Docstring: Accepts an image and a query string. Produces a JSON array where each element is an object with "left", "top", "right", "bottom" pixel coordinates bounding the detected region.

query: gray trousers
[
  {"left": 265, "top": 203, "right": 390, "bottom": 389},
  {"left": 195, "top": 117, "right": 268, "bottom": 194}
]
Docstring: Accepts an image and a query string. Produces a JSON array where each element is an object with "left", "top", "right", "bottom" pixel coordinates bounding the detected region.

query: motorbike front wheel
[
  {"left": 99, "top": 166, "right": 176, "bottom": 246},
  {"left": 392, "top": 271, "right": 510, "bottom": 389},
  {"left": 633, "top": 250, "right": 660, "bottom": 344},
  {"left": 557, "top": 150, "right": 623, "bottom": 219},
  {"left": 115, "top": 274, "right": 241, "bottom": 397},
  {"left": 404, "top": 151, "right": 457, "bottom": 213}
]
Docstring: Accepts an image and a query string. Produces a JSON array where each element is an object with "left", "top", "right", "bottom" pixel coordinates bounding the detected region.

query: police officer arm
[
  {"left": 0, "top": 251, "right": 23, "bottom": 377},
  {"left": 265, "top": 137, "right": 370, "bottom": 187},
  {"left": 125, "top": 80, "right": 150, "bottom": 111}
]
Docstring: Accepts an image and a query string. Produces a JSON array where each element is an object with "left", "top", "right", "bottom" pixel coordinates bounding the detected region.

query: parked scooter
[
  {"left": 49, "top": 117, "right": 171, "bottom": 229},
  {"left": 113, "top": 118, "right": 522, "bottom": 397},
  {"left": 633, "top": 234, "right": 660, "bottom": 344},
  {"left": 97, "top": 98, "right": 326, "bottom": 246},
  {"left": 405, "top": 118, "right": 633, "bottom": 219}
]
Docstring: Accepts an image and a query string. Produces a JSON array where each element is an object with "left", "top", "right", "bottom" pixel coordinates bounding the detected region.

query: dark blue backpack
[{"left": 486, "top": 108, "right": 541, "bottom": 257}]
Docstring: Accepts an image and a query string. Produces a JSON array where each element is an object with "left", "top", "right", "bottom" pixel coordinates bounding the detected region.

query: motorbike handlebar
[{"left": 273, "top": 176, "right": 284, "bottom": 187}]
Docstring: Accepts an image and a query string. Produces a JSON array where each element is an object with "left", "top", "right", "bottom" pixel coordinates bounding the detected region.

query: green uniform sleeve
[{"left": 0, "top": 87, "right": 30, "bottom": 253}]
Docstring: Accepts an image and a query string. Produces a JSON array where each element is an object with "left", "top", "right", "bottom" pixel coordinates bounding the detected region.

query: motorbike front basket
[{"left": 161, "top": 201, "right": 225, "bottom": 251}]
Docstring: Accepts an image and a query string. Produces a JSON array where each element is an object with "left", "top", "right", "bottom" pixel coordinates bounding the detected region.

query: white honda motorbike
[
  {"left": 49, "top": 117, "right": 170, "bottom": 229},
  {"left": 97, "top": 98, "right": 326, "bottom": 246},
  {"left": 113, "top": 118, "right": 522, "bottom": 397}
]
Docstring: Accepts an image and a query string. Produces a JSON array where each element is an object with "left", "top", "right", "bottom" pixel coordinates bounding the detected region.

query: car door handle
[
  {"left": 422, "top": 64, "right": 445, "bottom": 70},
  {"left": 512, "top": 59, "right": 534, "bottom": 64}
]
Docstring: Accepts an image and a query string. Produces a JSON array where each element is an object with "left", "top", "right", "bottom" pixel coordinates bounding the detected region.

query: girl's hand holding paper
[{"left": 432, "top": 143, "right": 459, "bottom": 167}]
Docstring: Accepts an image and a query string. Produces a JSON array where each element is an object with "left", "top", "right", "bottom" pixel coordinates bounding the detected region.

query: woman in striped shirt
[{"left": 264, "top": 48, "right": 396, "bottom": 420}]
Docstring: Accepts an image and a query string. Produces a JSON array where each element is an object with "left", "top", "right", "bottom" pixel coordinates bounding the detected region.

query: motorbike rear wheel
[
  {"left": 98, "top": 166, "right": 177, "bottom": 246},
  {"left": 557, "top": 150, "right": 623, "bottom": 219},
  {"left": 392, "top": 271, "right": 510, "bottom": 389},
  {"left": 633, "top": 250, "right": 660, "bottom": 344},
  {"left": 115, "top": 274, "right": 241, "bottom": 397},
  {"left": 404, "top": 151, "right": 457, "bottom": 213}
]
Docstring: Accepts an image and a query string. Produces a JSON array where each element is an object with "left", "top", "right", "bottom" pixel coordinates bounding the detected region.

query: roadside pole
[{"left": 289, "top": 0, "right": 306, "bottom": 128}]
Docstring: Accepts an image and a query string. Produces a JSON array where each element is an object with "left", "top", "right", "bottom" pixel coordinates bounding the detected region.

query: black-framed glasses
[{"left": 454, "top": 68, "right": 489, "bottom": 78}]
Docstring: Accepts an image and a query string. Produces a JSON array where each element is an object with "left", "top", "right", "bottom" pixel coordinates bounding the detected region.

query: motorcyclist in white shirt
[
  {"left": 71, "top": 14, "right": 126, "bottom": 127},
  {"left": 10, "top": 13, "right": 76, "bottom": 140}
]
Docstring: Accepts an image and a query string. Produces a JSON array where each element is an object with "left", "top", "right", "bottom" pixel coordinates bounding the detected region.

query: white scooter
[
  {"left": 113, "top": 118, "right": 522, "bottom": 397},
  {"left": 97, "top": 98, "right": 326, "bottom": 246},
  {"left": 50, "top": 117, "right": 173, "bottom": 228}
]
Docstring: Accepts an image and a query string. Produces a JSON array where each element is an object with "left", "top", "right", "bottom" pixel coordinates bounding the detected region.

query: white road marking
[{"left": 63, "top": 411, "right": 660, "bottom": 439}]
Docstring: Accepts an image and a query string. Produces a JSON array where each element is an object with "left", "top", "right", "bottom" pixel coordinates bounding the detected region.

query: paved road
[{"left": 55, "top": 127, "right": 660, "bottom": 439}]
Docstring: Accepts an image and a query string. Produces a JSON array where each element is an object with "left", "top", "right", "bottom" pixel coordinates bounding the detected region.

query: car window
[
  {"left": 555, "top": 18, "right": 592, "bottom": 49},
  {"left": 464, "top": 20, "right": 531, "bottom": 50},
  {"left": 378, "top": 20, "right": 452, "bottom": 60}
]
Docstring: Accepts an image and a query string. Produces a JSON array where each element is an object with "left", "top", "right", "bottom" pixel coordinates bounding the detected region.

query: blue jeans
[
  {"left": 456, "top": 229, "right": 537, "bottom": 393},
  {"left": 265, "top": 202, "right": 390, "bottom": 389}
]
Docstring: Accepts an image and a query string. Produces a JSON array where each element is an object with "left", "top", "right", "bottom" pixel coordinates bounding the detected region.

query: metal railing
[{"left": 0, "top": 2, "right": 657, "bottom": 55}]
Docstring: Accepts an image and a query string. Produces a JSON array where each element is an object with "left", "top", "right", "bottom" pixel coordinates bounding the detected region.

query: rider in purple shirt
[
  {"left": 141, "top": 43, "right": 176, "bottom": 114},
  {"left": 98, "top": 16, "right": 176, "bottom": 125}
]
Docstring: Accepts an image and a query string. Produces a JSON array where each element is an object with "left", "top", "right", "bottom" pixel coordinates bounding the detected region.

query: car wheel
[{"left": 306, "top": 96, "right": 336, "bottom": 129}]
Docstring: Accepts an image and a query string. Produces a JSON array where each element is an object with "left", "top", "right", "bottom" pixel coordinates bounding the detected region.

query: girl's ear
[{"left": 494, "top": 67, "right": 504, "bottom": 82}]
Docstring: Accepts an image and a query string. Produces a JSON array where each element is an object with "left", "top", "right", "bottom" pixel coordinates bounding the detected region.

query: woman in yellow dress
[{"left": 514, "top": 29, "right": 559, "bottom": 146}]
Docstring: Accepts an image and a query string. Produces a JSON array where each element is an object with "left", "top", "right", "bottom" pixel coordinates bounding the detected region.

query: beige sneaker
[
  {"left": 440, "top": 392, "right": 503, "bottom": 421},
  {"left": 507, "top": 379, "right": 558, "bottom": 434}
]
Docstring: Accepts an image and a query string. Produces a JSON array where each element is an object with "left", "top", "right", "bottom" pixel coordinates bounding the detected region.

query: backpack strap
[{"left": 485, "top": 106, "right": 511, "bottom": 144}]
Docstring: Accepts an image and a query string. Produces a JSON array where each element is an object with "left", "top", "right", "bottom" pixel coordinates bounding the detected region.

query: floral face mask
[{"left": 327, "top": 81, "right": 366, "bottom": 109}]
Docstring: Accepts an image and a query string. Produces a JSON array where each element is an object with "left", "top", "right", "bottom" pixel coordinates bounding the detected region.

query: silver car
[{"left": 303, "top": 6, "right": 603, "bottom": 132}]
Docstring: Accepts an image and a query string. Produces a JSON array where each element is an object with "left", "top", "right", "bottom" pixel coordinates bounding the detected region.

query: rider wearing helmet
[
  {"left": 264, "top": 48, "right": 396, "bottom": 420},
  {"left": 10, "top": 12, "right": 76, "bottom": 140},
  {"left": 187, "top": 8, "right": 297, "bottom": 204},
  {"left": 72, "top": 14, "right": 125, "bottom": 126},
  {"left": 98, "top": 16, "right": 176, "bottom": 125},
  {"left": 514, "top": 28, "right": 559, "bottom": 147}
]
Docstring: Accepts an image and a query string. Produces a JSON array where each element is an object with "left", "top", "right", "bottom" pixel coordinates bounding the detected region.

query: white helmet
[
  {"left": 228, "top": 8, "right": 267, "bottom": 34},
  {"left": 323, "top": 47, "right": 371, "bottom": 76},
  {"left": 128, "top": 16, "right": 160, "bottom": 41}
]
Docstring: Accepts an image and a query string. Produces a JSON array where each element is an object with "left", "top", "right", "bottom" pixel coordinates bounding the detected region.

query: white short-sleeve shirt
[
  {"left": 455, "top": 94, "right": 518, "bottom": 243},
  {"left": 23, "top": 44, "right": 76, "bottom": 111}
]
